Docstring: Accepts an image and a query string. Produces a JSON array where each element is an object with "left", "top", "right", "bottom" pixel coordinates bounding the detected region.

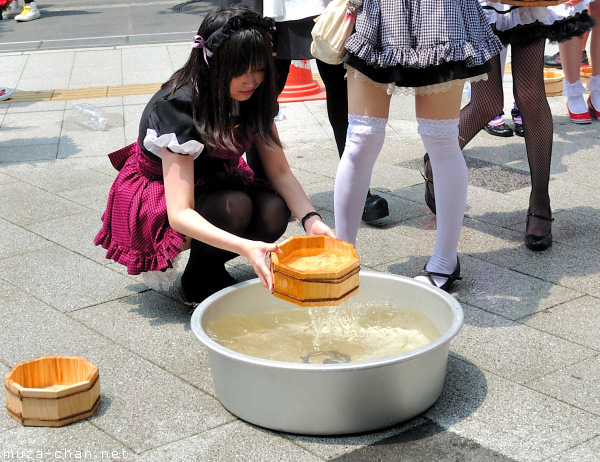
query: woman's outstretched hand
[{"left": 241, "top": 241, "right": 281, "bottom": 290}]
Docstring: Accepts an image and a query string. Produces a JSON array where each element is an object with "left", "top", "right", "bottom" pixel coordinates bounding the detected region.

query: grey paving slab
[
  {"left": 1, "top": 156, "right": 112, "bottom": 194},
  {"left": 0, "top": 423, "right": 135, "bottom": 461},
  {"left": 547, "top": 436, "right": 600, "bottom": 462},
  {"left": 289, "top": 418, "right": 427, "bottom": 460},
  {"left": 81, "top": 345, "right": 235, "bottom": 454},
  {"left": 511, "top": 242, "right": 600, "bottom": 298},
  {"left": 25, "top": 211, "right": 109, "bottom": 263},
  {"left": 0, "top": 217, "right": 54, "bottom": 259},
  {"left": 179, "top": 365, "right": 216, "bottom": 398},
  {"left": 2, "top": 37, "right": 600, "bottom": 460},
  {"left": 136, "top": 420, "right": 325, "bottom": 462},
  {"left": 327, "top": 421, "right": 518, "bottom": 461},
  {"left": 522, "top": 295, "right": 600, "bottom": 350},
  {"left": 0, "top": 110, "right": 63, "bottom": 146},
  {"left": 526, "top": 354, "right": 600, "bottom": 416},
  {"left": 426, "top": 357, "right": 600, "bottom": 462},
  {"left": 0, "top": 142, "right": 59, "bottom": 163},
  {"left": 0, "top": 279, "right": 111, "bottom": 365},
  {"left": 451, "top": 303, "right": 596, "bottom": 384},
  {"left": 0, "top": 245, "right": 145, "bottom": 312},
  {"left": 70, "top": 291, "right": 208, "bottom": 376},
  {"left": 454, "top": 254, "right": 581, "bottom": 321},
  {"left": 0, "top": 362, "right": 20, "bottom": 432},
  {"left": 0, "top": 181, "right": 88, "bottom": 226}
]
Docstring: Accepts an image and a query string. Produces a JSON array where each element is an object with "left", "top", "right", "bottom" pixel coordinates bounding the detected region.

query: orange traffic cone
[{"left": 278, "top": 60, "right": 327, "bottom": 103}]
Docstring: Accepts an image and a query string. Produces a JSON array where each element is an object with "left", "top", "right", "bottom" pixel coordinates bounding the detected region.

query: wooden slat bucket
[
  {"left": 270, "top": 235, "right": 360, "bottom": 307},
  {"left": 544, "top": 70, "right": 564, "bottom": 97},
  {"left": 4, "top": 356, "right": 100, "bottom": 427}
]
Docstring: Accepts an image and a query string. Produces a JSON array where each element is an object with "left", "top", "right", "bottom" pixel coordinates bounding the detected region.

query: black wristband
[{"left": 301, "top": 211, "right": 322, "bottom": 231}]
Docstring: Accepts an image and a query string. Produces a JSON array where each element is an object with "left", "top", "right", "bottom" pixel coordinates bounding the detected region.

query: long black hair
[{"left": 165, "top": 4, "right": 280, "bottom": 151}]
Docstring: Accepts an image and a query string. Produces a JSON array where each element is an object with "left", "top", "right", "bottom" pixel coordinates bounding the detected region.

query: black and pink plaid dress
[{"left": 94, "top": 86, "right": 256, "bottom": 276}]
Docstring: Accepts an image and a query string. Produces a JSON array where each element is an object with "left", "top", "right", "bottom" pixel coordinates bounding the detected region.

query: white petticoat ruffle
[
  {"left": 143, "top": 128, "right": 204, "bottom": 159},
  {"left": 141, "top": 253, "right": 186, "bottom": 291},
  {"left": 481, "top": 0, "right": 593, "bottom": 32},
  {"left": 347, "top": 66, "right": 489, "bottom": 96}
]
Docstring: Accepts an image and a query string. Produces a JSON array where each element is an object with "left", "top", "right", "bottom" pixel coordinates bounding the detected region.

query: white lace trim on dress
[
  {"left": 143, "top": 128, "right": 204, "bottom": 159},
  {"left": 481, "top": 0, "right": 593, "bottom": 32}
]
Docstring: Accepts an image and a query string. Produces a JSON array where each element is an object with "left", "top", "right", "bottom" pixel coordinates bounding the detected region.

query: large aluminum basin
[{"left": 190, "top": 270, "right": 463, "bottom": 435}]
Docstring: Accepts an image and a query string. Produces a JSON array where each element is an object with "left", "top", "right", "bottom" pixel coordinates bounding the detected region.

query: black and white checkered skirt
[{"left": 344, "top": 0, "right": 503, "bottom": 92}]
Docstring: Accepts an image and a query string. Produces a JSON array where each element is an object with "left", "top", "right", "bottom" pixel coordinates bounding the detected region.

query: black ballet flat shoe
[
  {"left": 362, "top": 190, "right": 390, "bottom": 222},
  {"left": 483, "top": 120, "right": 514, "bottom": 137},
  {"left": 511, "top": 108, "right": 524, "bottom": 137},
  {"left": 416, "top": 259, "right": 462, "bottom": 292},
  {"left": 422, "top": 153, "right": 436, "bottom": 215},
  {"left": 179, "top": 271, "right": 237, "bottom": 311},
  {"left": 525, "top": 212, "right": 554, "bottom": 251}
]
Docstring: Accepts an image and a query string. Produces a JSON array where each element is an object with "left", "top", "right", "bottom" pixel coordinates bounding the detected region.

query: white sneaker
[
  {"left": 2, "top": 0, "right": 21, "bottom": 19},
  {"left": 15, "top": 1, "right": 40, "bottom": 21},
  {"left": 0, "top": 88, "right": 15, "bottom": 101}
]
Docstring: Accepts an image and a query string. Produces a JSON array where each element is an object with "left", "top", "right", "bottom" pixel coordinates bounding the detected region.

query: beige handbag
[{"left": 310, "top": 0, "right": 361, "bottom": 65}]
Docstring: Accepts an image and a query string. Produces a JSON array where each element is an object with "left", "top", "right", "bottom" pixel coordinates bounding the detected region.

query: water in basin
[{"left": 206, "top": 301, "right": 441, "bottom": 364}]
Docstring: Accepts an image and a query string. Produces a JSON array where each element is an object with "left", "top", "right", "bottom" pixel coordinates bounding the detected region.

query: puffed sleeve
[{"left": 142, "top": 87, "right": 205, "bottom": 159}]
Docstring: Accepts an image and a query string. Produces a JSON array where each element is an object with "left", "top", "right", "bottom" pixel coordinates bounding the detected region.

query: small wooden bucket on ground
[
  {"left": 544, "top": 70, "right": 564, "bottom": 97},
  {"left": 271, "top": 236, "right": 360, "bottom": 307},
  {"left": 581, "top": 67, "right": 593, "bottom": 85},
  {"left": 4, "top": 356, "right": 100, "bottom": 427}
]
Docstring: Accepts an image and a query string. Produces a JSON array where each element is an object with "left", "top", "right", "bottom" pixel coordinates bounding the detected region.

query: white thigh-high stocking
[
  {"left": 414, "top": 117, "right": 467, "bottom": 286},
  {"left": 334, "top": 114, "right": 387, "bottom": 245}
]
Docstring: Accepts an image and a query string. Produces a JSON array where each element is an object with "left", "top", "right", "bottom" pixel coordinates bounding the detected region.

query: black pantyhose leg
[
  {"left": 510, "top": 39, "right": 553, "bottom": 237},
  {"left": 458, "top": 39, "right": 552, "bottom": 238},
  {"left": 458, "top": 55, "right": 505, "bottom": 149},
  {"left": 315, "top": 60, "right": 348, "bottom": 158},
  {"left": 181, "top": 189, "right": 289, "bottom": 303}
]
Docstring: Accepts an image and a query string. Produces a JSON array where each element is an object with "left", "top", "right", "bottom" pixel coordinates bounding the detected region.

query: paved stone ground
[{"left": 2, "top": 7, "right": 600, "bottom": 461}]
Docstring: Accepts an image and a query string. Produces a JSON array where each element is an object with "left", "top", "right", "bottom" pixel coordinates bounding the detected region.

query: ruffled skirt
[
  {"left": 343, "top": 0, "right": 504, "bottom": 90},
  {"left": 94, "top": 143, "right": 186, "bottom": 276},
  {"left": 481, "top": 1, "right": 596, "bottom": 46}
]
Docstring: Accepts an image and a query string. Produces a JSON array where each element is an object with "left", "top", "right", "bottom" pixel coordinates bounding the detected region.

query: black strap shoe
[
  {"left": 483, "top": 119, "right": 514, "bottom": 137},
  {"left": 416, "top": 258, "right": 462, "bottom": 292},
  {"left": 362, "top": 191, "right": 389, "bottom": 222},
  {"left": 525, "top": 212, "right": 553, "bottom": 251},
  {"left": 511, "top": 108, "right": 524, "bottom": 137}
]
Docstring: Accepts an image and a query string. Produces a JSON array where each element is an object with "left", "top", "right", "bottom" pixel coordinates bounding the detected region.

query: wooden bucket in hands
[
  {"left": 4, "top": 356, "right": 100, "bottom": 427},
  {"left": 270, "top": 236, "right": 360, "bottom": 307}
]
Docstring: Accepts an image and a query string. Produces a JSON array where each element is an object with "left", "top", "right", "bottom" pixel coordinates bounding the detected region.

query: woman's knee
[
  {"left": 253, "top": 192, "right": 289, "bottom": 241},
  {"left": 197, "top": 190, "right": 253, "bottom": 233}
]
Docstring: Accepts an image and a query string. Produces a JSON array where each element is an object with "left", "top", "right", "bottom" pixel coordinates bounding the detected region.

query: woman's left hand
[{"left": 304, "top": 216, "right": 336, "bottom": 238}]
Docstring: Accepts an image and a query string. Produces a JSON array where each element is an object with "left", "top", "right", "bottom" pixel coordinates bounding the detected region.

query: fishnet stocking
[{"left": 459, "top": 38, "right": 553, "bottom": 236}]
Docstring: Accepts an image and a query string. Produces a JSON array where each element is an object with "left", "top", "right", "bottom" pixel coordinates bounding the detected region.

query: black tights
[
  {"left": 181, "top": 188, "right": 289, "bottom": 301},
  {"left": 315, "top": 60, "right": 349, "bottom": 158},
  {"left": 460, "top": 38, "right": 553, "bottom": 235}
]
